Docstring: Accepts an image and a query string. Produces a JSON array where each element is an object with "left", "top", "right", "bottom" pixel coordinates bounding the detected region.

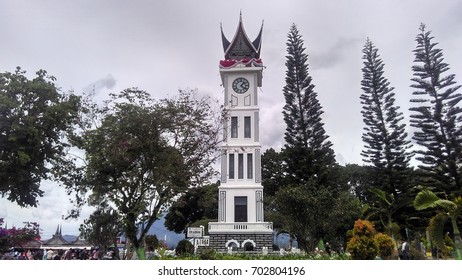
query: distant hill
[
  {"left": 59, "top": 214, "right": 185, "bottom": 248},
  {"left": 147, "top": 214, "right": 185, "bottom": 248}
]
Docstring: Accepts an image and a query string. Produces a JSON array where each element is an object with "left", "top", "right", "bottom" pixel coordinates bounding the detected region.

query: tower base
[{"left": 206, "top": 232, "right": 273, "bottom": 253}]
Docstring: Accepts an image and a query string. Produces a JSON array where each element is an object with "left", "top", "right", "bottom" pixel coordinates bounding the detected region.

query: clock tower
[{"left": 208, "top": 13, "right": 273, "bottom": 252}]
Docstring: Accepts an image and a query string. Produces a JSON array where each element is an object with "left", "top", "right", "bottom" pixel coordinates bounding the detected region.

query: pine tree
[
  {"left": 410, "top": 24, "right": 462, "bottom": 197},
  {"left": 360, "top": 38, "right": 413, "bottom": 196},
  {"left": 282, "top": 24, "right": 336, "bottom": 185}
]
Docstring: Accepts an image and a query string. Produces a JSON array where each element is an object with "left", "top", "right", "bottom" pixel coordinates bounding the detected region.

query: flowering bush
[
  {"left": 0, "top": 218, "right": 40, "bottom": 253},
  {"left": 352, "top": 219, "right": 375, "bottom": 237},
  {"left": 374, "top": 233, "right": 396, "bottom": 259},
  {"left": 346, "top": 219, "right": 378, "bottom": 260}
]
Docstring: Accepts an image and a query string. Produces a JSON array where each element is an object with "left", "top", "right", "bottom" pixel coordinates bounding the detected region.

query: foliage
[
  {"left": 271, "top": 180, "right": 361, "bottom": 253},
  {"left": 374, "top": 232, "right": 396, "bottom": 259},
  {"left": 175, "top": 239, "right": 194, "bottom": 256},
  {"left": 351, "top": 219, "right": 375, "bottom": 237},
  {"left": 0, "top": 67, "right": 81, "bottom": 207},
  {"left": 145, "top": 234, "right": 161, "bottom": 250},
  {"left": 68, "top": 88, "right": 222, "bottom": 259},
  {"left": 0, "top": 218, "right": 40, "bottom": 253},
  {"left": 414, "top": 188, "right": 462, "bottom": 259},
  {"left": 79, "top": 206, "right": 123, "bottom": 254},
  {"left": 272, "top": 182, "right": 330, "bottom": 252},
  {"left": 341, "top": 164, "right": 375, "bottom": 203},
  {"left": 159, "top": 251, "right": 351, "bottom": 260},
  {"left": 164, "top": 182, "right": 218, "bottom": 234},
  {"left": 347, "top": 236, "right": 378, "bottom": 260},
  {"left": 268, "top": 24, "right": 358, "bottom": 254},
  {"left": 281, "top": 23, "right": 336, "bottom": 186},
  {"left": 359, "top": 39, "right": 416, "bottom": 249},
  {"left": 409, "top": 24, "right": 462, "bottom": 197},
  {"left": 360, "top": 39, "right": 413, "bottom": 196},
  {"left": 261, "top": 148, "right": 288, "bottom": 197},
  {"left": 346, "top": 219, "right": 378, "bottom": 260},
  {"left": 364, "top": 188, "right": 405, "bottom": 239}
]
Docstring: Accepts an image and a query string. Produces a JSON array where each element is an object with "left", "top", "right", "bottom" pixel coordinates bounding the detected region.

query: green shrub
[
  {"left": 198, "top": 248, "right": 217, "bottom": 260},
  {"left": 347, "top": 235, "right": 378, "bottom": 260},
  {"left": 374, "top": 233, "right": 395, "bottom": 260},
  {"left": 346, "top": 219, "right": 378, "bottom": 260},
  {"left": 175, "top": 239, "right": 194, "bottom": 256}
]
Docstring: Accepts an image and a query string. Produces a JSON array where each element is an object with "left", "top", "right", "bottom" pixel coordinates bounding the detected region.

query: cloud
[
  {"left": 310, "top": 37, "right": 362, "bottom": 70},
  {"left": 83, "top": 74, "right": 116, "bottom": 94}
]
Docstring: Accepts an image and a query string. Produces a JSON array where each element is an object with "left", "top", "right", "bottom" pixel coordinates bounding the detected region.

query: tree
[
  {"left": 79, "top": 206, "right": 123, "bottom": 257},
  {"left": 414, "top": 188, "right": 462, "bottom": 260},
  {"left": 360, "top": 39, "right": 413, "bottom": 197},
  {"left": 273, "top": 24, "right": 349, "bottom": 252},
  {"left": 409, "top": 24, "right": 462, "bottom": 197},
  {"left": 272, "top": 182, "right": 332, "bottom": 252},
  {"left": 363, "top": 188, "right": 404, "bottom": 244},
  {"left": 164, "top": 182, "right": 218, "bottom": 234},
  {"left": 341, "top": 164, "right": 376, "bottom": 203},
  {"left": 0, "top": 67, "right": 80, "bottom": 207},
  {"left": 272, "top": 179, "right": 360, "bottom": 253},
  {"left": 0, "top": 218, "right": 40, "bottom": 253},
  {"left": 261, "top": 148, "right": 288, "bottom": 197},
  {"left": 72, "top": 88, "right": 222, "bottom": 259},
  {"left": 281, "top": 24, "right": 336, "bottom": 186}
]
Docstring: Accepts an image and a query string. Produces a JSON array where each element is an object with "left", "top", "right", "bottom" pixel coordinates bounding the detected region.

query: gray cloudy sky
[{"left": 1, "top": 0, "right": 461, "bottom": 238}]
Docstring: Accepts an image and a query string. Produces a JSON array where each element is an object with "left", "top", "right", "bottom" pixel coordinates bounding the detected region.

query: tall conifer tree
[
  {"left": 360, "top": 39, "right": 413, "bottom": 196},
  {"left": 410, "top": 24, "right": 462, "bottom": 197},
  {"left": 282, "top": 24, "right": 336, "bottom": 185}
]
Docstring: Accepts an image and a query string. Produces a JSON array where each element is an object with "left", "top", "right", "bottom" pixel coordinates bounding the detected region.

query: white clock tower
[{"left": 208, "top": 14, "right": 273, "bottom": 252}]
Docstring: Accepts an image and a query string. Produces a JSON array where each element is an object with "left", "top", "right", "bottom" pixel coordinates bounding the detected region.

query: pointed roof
[
  {"left": 221, "top": 12, "right": 263, "bottom": 60},
  {"left": 42, "top": 225, "right": 70, "bottom": 246}
]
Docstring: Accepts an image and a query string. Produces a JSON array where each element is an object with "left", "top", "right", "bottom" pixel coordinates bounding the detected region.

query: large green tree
[
  {"left": 360, "top": 38, "right": 413, "bottom": 196},
  {"left": 270, "top": 24, "right": 356, "bottom": 252},
  {"left": 72, "top": 88, "right": 221, "bottom": 259},
  {"left": 79, "top": 205, "right": 123, "bottom": 257},
  {"left": 272, "top": 180, "right": 361, "bottom": 252},
  {"left": 360, "top": 39, "right": 415, "bottom": 240},
  {"left": 0, "top": 67, "right": 80, "bottom": 207},
  {"left": 409, "top": 24, "right": 462, "bottom": 197},
  {"left": 164, "top": 182, "right": 218, "bottom": 234},
  {"left": 281, "top": 24, "right": 336, "bottom": 186}
]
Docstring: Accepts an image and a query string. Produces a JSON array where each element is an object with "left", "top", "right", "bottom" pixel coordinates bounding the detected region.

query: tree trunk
[
  {"left": 296, "top": 235, "right": 309, "bottom": 253},
  {"left": 135, "top": 246, "right": 146, "bottom": 260}
]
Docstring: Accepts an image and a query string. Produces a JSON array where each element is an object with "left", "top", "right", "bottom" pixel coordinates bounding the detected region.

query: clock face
[{"left": 232, "top": 77, "right": 250, "bottom": 94}]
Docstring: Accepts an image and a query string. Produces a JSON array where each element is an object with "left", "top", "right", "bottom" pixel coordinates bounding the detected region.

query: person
[
  {"left": 46, "top": 249, "right": 54, "bottom": 260},
  {"left": 401, "top": 241, "right": 410, "bottom": 260},
  {"left": 325, "top": 242, "right": 332, "bottom": 256},
  {"left": 91, "top": 248, "right": 99, "bottom": 260}
]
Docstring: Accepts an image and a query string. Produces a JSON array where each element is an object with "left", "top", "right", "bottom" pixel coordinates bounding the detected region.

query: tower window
[
  {"left": 234, "top": 196, "right": 248, "bottom": 222},
  {"left": 231, "top": 116, "right": 238, "bottom": 138},
  {"left": 229, "top": 154, "right": 235, "bottom": 179},
  {"left": 247, "top": 154, "right": 253, "bottom": 179},
  {"left": 244, "top": 116, "right": 251, "bottom": 138},
  {"left": 238, "top": 153, "right": 244, "bottom": 179}
]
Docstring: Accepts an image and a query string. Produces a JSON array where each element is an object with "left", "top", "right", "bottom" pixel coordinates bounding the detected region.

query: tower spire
[{"left": 220, "top": 12, "right": 263, "bottom": 60}]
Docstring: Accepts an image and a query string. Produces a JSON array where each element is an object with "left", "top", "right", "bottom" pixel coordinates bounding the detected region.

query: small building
[{"left": 41, "top": 225, "right": 91, "bottom": 250}]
